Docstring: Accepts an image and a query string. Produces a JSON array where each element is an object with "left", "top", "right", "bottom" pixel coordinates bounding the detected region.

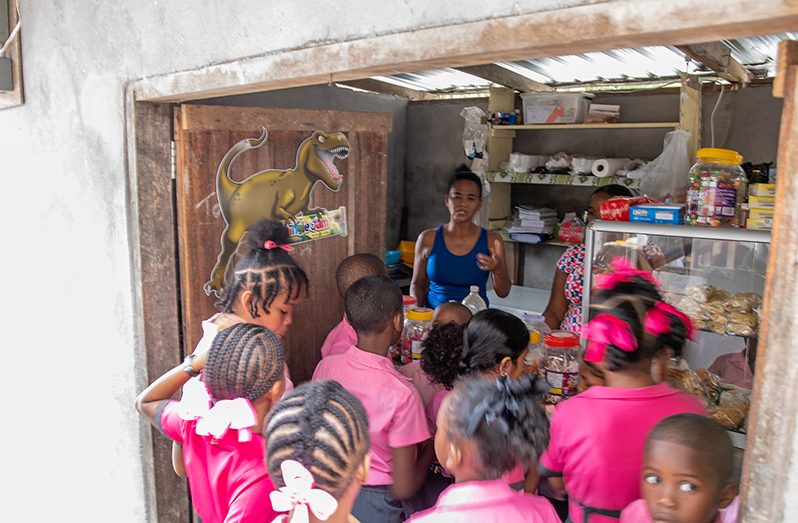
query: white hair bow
[
  {"left": 177, "top": 377, "right": 257, "bottom": 442},
  {"left": 270, "top": 460, "right": 339, "bottom": 523}
]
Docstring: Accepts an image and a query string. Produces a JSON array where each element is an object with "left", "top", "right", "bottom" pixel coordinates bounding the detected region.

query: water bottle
[{"left": 461, "top": 285, "right": 487, "bottom": 314}]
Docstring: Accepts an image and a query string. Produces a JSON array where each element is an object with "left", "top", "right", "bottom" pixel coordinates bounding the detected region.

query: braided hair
[
  {"left": 265, "top": 380, "right": 370, "bottom": 499},
  {"left": 217, "top": 219, "right": 309, "bottom": 318},
  {"left": 204, "top": 323, "right": 285, "bottom": 401},
  {"left": 445, "top": 376, "right": 549, "bottom": 480}
]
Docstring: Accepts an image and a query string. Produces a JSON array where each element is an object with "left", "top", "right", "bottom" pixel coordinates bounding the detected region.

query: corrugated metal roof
[{"left": 371, "top": 34, "right": 797, "bottom": 92}]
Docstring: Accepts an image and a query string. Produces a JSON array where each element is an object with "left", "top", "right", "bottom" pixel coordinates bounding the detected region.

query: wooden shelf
[
  {"left": 487, "top": 171, "right": 640, "bottom": 188},
  {"left": 491, "top": 122, "right": 680, "bottom": 131}
]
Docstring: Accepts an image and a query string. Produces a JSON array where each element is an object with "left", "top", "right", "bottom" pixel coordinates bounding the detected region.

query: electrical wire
[
  {"left": 0, "top": 5, "right": 21, "bottom": 58},
  {"left": 710, "top": 83, "right": 725, "bottom": 148}
]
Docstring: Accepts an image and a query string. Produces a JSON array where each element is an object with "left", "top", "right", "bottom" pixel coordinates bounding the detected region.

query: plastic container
[
  {"left": 542, "top": 331, "right": 581, "bottom": 401},
  {"left": 524, "top": 329, "right": 542, "bottom": 373},
  {"left": 685, "top": 148, "right": 747, "bottom": 227},
  {"left": 399, "top": 240, "right": 416, "bottom": 268},
  {"left": 385, "top": 250, "right": 400, "bottom": 266},
  {"left": 402, "top": 307, "right": 433, "bottom": 361},
  {"left": 521, "top": 92, "right": 594, "bottom": 124},
  {"left": 389, "top": 296, "right": 421, "bottom": 365},
  {"left": 462, "top": 285, "right": 487, "bottom": 314}
]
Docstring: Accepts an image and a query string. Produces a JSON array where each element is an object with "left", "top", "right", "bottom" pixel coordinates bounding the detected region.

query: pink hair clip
[
  {"left": 581, "top": 313, "right": 638, "bottom": 363},
  {"left": 264, "top": 240, "right": 294, "bottom": 253},
  {"left": 595, "top": 257, "right": 660, "bottom": 290},
  {"left": 645, "top": 300, "right": 696, "bottom": 340},
  {"left": 270, "top": 460, "right": 338, "bottom": 523}
]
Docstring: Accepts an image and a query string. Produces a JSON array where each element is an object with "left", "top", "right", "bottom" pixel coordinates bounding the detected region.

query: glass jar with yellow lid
[{"left": 685, "top": 148, "right": 747, "bottom": 227}]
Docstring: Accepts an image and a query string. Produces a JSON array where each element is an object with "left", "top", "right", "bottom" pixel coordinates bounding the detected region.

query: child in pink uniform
[
  {"left": 321, "top": 253, "right": 388, "bottom": 359},
  {"left": 265, "top": 380, "right": 372, "bottom": 523},
  {"left": 312, "top": 275, "right": 434, "bottom": 523},
  {"left": 135, "top": 323, "right": 286, "bottom": 523},
  {"left": 539, "top": 261, "right": 706, "bottom": 523},
  {"left": 408, "top": 375, "right": 559, "bottom": 523},
  {"left": 620, "top": 414, "right": 739, "bottom": 523}
]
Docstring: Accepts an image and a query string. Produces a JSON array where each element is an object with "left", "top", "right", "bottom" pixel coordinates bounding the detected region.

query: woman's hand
[
  {"left": 477, "top": 238, "right": 505, "bottom": 272},
  {"left": 482, "top": 235, "right": 511, "bottom": 298}
]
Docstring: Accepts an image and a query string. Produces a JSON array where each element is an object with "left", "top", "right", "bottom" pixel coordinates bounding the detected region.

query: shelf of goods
[
  {"left": 487, "top": 170, "right": 640, "bottom": 188},
  {"left": 489, "top": 122, "right": 680, "bottom": 132},
  {"left": 583, "top": 221, "right": 770, "bottom": 449}
]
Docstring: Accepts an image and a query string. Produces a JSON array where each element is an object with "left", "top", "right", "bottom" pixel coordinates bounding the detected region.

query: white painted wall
[{"left": 0, "top": 1, "right": 606, "bottom": 521}]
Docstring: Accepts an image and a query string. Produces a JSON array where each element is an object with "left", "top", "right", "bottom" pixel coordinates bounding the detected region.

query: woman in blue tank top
[{"left": 410, "top": 167, "right": 511, "bottom": 309}]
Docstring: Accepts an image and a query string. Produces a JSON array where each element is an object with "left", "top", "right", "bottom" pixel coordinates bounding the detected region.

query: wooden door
[{"left": 174, "top": 104, "right": 391, "bottom": 383}]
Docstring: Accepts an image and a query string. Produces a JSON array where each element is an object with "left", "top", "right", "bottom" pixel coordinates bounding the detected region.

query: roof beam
[
  {"left": 337, "top": 78, "right": 440, "bottom": 101},
  {"left": 456, "top": 64, "right": 553, "bottom": 92},
  {"left": 676, "top": 42, "right": 753, "bottom": 86}
]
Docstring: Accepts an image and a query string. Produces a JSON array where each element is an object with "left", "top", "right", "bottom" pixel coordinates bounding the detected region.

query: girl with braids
[
  {"left": 407, "top": 376, "right": 560, "bottom": 522},
  {"left": 538, "top": 259, "right": 706, "bottom": 523},
  {"left": 265, "top": 380, "right": 371, "bottom": 523},
  {"left": 135, "top": 323, "right": 286, "bottom": 523}
]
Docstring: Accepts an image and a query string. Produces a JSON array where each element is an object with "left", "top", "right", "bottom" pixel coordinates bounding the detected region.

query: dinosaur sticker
[{"left": 205, "top": 128, "right": 351, "bottom": 296}]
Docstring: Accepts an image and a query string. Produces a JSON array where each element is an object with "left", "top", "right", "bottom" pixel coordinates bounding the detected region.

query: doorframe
[{"left": 126, "top": 2, "right": 798, "bottom": 521}]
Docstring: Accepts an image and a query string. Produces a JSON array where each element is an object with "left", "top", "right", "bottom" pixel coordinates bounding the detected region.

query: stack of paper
[{"left": 510, "top": 205, "right": 557, "bottom": 234}]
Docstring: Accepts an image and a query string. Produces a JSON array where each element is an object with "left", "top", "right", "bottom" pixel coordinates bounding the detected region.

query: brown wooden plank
[
  {"left": 135, "top": 101, "right": 189, "bottom": 523},
  {"left": 740, "top": 61, "right": 798, "bottom": 522},
  {"left": 773, "top": 40, "right": 798, "bottom": 98},
  {"left": 180, "top": 105, "right": 392, "bottom": 133}
]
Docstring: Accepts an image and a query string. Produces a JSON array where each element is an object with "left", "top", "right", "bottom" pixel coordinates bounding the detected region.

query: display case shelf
[
  {"left": 490, "top": 122, "right": 680, "bottom": 131},
  {"left": 487, "top": 170, "right": 640, "bottom": 188}
]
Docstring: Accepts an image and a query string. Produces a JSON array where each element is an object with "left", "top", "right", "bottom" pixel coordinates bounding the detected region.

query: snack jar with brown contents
[{"left": 542, "top": 330, "right": 581, "bottom": 403}]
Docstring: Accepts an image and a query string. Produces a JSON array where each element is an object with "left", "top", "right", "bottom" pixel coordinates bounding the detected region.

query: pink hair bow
[
  {"left": 270, "top": 460, "right": 339, "bottom": 523},
  {"left": 264, "top": 240, "right": 294, "bottom": 253},
  {"left": 645, "top": 300, "right": 696, "bottom": 340},
  {"left": 595, "top": 257, "right": 660, "bottom": 290},
  {"left": 177, "top": 378, "right": 257, "bottom": 442},
  {"left": 581, "top": 313, "right": 638, "bottom": 363}
]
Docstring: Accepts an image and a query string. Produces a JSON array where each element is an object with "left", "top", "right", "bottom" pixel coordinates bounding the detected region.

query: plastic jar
[
  {"left": 402, "top": 295, "right": 417, "bottom": 314},
  {"left": 524, "top": 330, "right": 542, "bottom": 374},
  {"left": 542, "top": 331, "right": 580, "bottom": 401},
  {"left": 685, "top": 148, "right": 747, "bottom": 227},
  {"left": 390, "top": 296, "right": 419, "bottom": 366},
  {"left": 402, "top": 308, "right": 433, "bottom": 362}
]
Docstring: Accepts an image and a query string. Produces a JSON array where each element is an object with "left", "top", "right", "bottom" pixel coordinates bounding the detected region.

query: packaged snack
[
  {"left": 685, "top": 148, "right": 747, "bottom": 227},
  {"left": 708, "top": 387, "right": 751, "bottom": 429},
  {"left": 558, "top": 213, "right": 585, "bottom": 243},
  {"left": 748, "top": 195, "right": 775, "bottom": 208},
  {"left": 749, "top": 183, "right": 776, "bottom": 197},
  {"left": 599, "top": 195, "right": 659, "bottom": 221},
  {"left": 629, "top": 203, "right": 684, "bottom": 224},
  {"left": 748, "top": 207, "right": 775, "bottom": 220},
  {"left": 746, "top": 217, "right": 773, "bottom": 230}
]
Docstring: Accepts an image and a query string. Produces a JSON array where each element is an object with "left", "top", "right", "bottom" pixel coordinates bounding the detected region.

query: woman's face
[
  {"left": 586, "top": 192, "right": 614, "bottom": 223},
  {"left": 445, "top": 180, "right": 482, "bottom": 222}
]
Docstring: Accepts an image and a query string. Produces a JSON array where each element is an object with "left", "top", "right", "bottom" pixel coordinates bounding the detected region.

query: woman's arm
[
  {"left": 410, "top": 230, "right": 433, "bottom": 307},
  {"left": 390, "top": 439, "right": 435, "bottom": 500},
  {"left": 479, "top": 232, "right": 511, "bottom": 298},
  {"left": 543, "top": 269, "right": 568, "bottom": 331},
  {"left": 134, "top": 352, "right": 207, "bottom": 426}
]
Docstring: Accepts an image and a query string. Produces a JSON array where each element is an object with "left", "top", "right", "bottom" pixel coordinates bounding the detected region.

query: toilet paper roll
[
  {"left": 592, "top": 158, "right": 631, "bottom": 177},
  {"left": 571, "top": 156, "right": 600, "bottom": 174}
]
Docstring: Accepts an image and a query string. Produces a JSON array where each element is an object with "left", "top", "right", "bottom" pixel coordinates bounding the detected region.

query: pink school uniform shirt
[
  {"left": 399, "top": 361, "right": 444, "bottom": 410},
  {"left": 539, "top": 383, "right": 706, "bottom": 523},
  {"left": 158, "top": 401, "right": 277, "bottom": 523},
  {"left": 312, "top": 345, "right": 431, "bottom": 485},
  {"left": 620, "top": 497, "right": 740, "bottom": 523},
  {"left": 407, "top": 479, "right": 560, "bottom": 523},
  {"left": 320, "top": 315, "right": 357, "bottom": 359}
]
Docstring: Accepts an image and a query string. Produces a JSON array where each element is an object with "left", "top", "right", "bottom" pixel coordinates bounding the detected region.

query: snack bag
[
  {"left": 558, "top": 212, "right": 585, "bottom": 243},
  {"left": 599, "top": 195, "right": 659, "bottom": 221}
]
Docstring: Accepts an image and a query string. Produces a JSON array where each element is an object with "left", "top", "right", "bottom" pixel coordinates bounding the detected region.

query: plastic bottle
[
  {"left": 462, "top": 285, "right": 487, "bottom": 314},
  {"left": 390, "top": 296, "right": 419, "bottom": 365},
  {"left": 402, "top": 307, "right": 433, "bottom": 361}
]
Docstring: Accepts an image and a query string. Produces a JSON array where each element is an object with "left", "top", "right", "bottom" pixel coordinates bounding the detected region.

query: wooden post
[
  {"left": 679, "top": 73, "right": 701, "bottom": 162},
  {"left": 740, "top": 40, "right": 798, "bottom": 522}
]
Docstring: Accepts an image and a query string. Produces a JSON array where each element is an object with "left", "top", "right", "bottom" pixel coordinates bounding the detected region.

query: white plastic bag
[
  {"left": 460, "top": 106, "right": 488, "bottom": 159},
  {"left": 629, "top": 130, "right": 691, "bottom": 202}
]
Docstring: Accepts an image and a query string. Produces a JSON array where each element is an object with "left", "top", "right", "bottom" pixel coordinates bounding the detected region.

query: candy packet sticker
[{"left": 285, "top": 206, "right": 348, "bottom": 244}]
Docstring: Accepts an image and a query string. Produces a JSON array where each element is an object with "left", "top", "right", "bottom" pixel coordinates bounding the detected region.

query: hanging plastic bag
[
  {"left": 460, "top": 106, "right": 488, "bottom": 159},
  {"left": 628, "top": 130, "right": 691, "bottom": 202}
]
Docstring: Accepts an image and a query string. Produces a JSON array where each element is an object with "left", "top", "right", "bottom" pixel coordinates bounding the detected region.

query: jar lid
[
  {"left": 406, "top": 307, "right": 433, "bottom": 321},
  {"left": 696, "top": 148, "right": 743, "bottom": 165},
  {"left": 403, "top": 295, "right": 417, "bottom": 306},
  {"left": 529, "top": 330, "right": 541, "bottom": 344},
  {"left": 544, "top": 330, "right": 580, "bottom": 348}
]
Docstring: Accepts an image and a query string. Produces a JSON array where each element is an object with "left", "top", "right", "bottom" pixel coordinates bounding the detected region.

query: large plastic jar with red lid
[
  {"left": 402, "top": 307, "right": 433, "bottom": 362},
  {"left": 542, "top": 331, "right": 581, "bottom": 401}
]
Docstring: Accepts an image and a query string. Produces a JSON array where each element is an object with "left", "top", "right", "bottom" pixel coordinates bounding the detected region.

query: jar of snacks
[
  {"left": 390, "top": 296, "right": 420, "bottom": 365},
  {"left": 402, "top": 308, "right": 433, "bottom": 362},
  {"left": 685, "top": 148, "right": 747, "bottom": 227},
  {"left": 524, "top": 329, "right": 542, "bottom": 375},
  {"left": 542, "top": 331, "right": 580, "bottom": 401}
]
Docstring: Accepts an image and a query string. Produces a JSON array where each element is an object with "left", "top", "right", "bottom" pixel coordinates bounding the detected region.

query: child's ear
[
  {"left": 499, "top": 356, "right": 513, "bottom": 376},
  {"left": 238, "top": 290, "right": 257, "bottom": 319},
  {"left": 266, "top": 378, "right": 286, "bottom": 406},
  {"left": 717, "top": 483, "right": 738, "bottom": 509},
  {"left": 392, "top": 312, "right": 404, "bottom": 332},
  {"left": 356, "top": 454, "right": 371, "bottom": 483},
  {"left": 446, "top": 442, "right": 463, "bottom": 471}
]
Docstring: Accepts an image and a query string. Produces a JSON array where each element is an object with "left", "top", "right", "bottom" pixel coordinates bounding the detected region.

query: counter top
[{"left": 488, "top": 285, "right": 550, "bottom": 320}]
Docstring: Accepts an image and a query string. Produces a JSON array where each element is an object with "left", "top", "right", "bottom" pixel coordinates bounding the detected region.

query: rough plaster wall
[
  {"left": 199, "top": 84, "right": 408, "bottom": 248},
  {"left": 0, "top": 1, "right": 613, "bottom": 520}
]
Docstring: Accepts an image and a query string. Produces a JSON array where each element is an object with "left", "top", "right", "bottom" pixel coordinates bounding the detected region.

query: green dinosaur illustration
[{"left": 205, "top": 128, "right": 350, "bottom": 296}]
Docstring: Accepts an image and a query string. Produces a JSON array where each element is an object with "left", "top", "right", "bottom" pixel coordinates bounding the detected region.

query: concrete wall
[{"left": 200, "top": 85, "right": 408, "bottom": 248}]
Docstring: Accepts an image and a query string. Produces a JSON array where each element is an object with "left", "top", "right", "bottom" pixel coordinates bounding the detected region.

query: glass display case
[{"left": 583, "top": 221, "right": 770, "bottom": 448}]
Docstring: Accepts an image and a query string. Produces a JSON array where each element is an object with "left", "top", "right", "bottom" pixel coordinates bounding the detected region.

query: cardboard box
[
  {"left": 749, "top": 207, "right": 776, "bottom": 220},
  {"left": 629, "top": 204, "right": 684, "bottom": 225},
  {"left": 748, "top": 195, "right": 775, "bottom": 208},
  {"left": 746, "top": 217, "right": 773, "bottom": 230},
  {"left": 749, "top": 183, "right": 776, "bottom": 197}
]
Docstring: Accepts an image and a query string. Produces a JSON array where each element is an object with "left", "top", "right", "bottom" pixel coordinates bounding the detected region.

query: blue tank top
[{"left": 426, "top": 225, "right": 490, "bottom": 309}]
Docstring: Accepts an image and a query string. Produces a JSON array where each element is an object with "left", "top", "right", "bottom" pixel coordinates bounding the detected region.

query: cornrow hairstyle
[
  {"left": 647, "top": 414, "right": 734, "bottom": 485},
  {"left": 217, "top": 219, "right": 309, "bottom": 318},
  {"left": 458, "top": 309, "right": 530, "bottom": 376},
  {"left": 589, "top": 271, "right": 690, "bottom": 371},
  {"left": 345, "top": 275, "right": 402, "bottom": 335},
  {"left": 266, "top": 380, "right": 370, "bottom": 499},
  {"left": 447, "top": 165, "right": 483, "bottom": 199},
  {"left": 445, "top": 376, "right": 549, "bottom": 480},
  {"left": 335, "top": 253, "right": 388, "bottom": 298},
  {"left": 204, "top": 323, "right": 285, "bottom": 401},
  {"left": 420, "top": 322, "right": 466, "bottom": 390}
]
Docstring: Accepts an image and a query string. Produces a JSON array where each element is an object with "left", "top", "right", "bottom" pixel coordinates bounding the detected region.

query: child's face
[
  {"left": 641, "top": 439, "right": 736, "bottom": 523},
  {"left": 248, "top": 289, "right": 305, "bottom": 338},
  {"left": 432, "top": 306, "right": 471, "bottom": 327},
  {"left": 578, "top": 360, "right": 605, "bottom": 393}
]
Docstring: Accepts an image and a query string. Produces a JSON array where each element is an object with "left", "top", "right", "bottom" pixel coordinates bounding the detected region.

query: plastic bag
[
  {"left": 628, "top": 130, "right": 691, "bottom": 201},
  {"left": 558, "top": 213, "right": 585, "bottom": 243},
  {"left": 599, "top": 195, "right": 659, "bottom": 221},
  {"left": 460, "top": 107, "right": 488, "bottom": 159}
]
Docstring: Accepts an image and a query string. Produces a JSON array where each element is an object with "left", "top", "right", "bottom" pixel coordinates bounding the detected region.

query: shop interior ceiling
[{"left": 340, "top": 34, "right": 796, "bottom": 100}]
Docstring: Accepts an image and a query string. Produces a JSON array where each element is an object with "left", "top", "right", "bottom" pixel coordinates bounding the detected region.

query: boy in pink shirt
[
  {"left": 313, "top": 275, "right": 434, "bottom": 522},
  {"left": 621, "top": 414, "right": 739, "bottom": 523},
  {"left": 407, "top": 376, "right": 559, "bottom": 523},
  {"left": 320, "top": 253, "right": 387, "bottom": 359},
  {"left": 539, "top": 260, "right": 706, "bottom": 523}
]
